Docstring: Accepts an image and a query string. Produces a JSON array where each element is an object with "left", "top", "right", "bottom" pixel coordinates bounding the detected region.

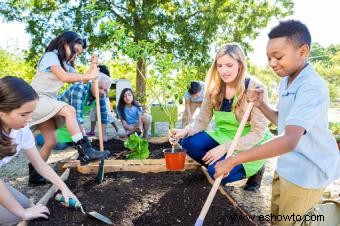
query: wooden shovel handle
[
  {"left": 226, "top": 102, "right": 254, "bottom": 157},
  {"left": 196, "top": 102, "right": 254, "bottom": 224},
  {"left": 94, "top": 79, "right": 104, "bottom": 151}
]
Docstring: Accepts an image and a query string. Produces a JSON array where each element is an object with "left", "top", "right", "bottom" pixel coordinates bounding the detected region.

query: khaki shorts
[
  {"left": 271, "top": 171, "right": 324, "bottom": 225},
  {"left": 30, "top": 94, "right": 66, "bottom": 130}
]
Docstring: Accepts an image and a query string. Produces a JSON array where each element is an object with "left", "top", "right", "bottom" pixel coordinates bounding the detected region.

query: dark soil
[
  {"left": 29, "top": 170, "right": 254, "bottom": 226},
  {"left": 29, "top": 138, "right": 254, "bottom": 225},
  {"left": 92, "top": 138, "right": 172, "bottom": 159}
]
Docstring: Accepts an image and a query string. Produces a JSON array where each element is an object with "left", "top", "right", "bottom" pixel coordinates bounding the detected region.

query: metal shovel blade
[{"left": 87, "top": 211, "right": 113, "bottom": 225}]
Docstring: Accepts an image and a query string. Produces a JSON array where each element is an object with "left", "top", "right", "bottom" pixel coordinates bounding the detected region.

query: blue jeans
[
  {"left": 181, "top": 131, "right": 246, "bottom": 185},
  {"left": 54, "top": 142, "right": 70, "bottom": 150},
  {"left": 36, "top": 133, "right": 70, "bottom": 150}
]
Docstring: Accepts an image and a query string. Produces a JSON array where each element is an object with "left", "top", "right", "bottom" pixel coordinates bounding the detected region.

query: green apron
[
  {"left": 57, "top": 91, "right": 96, "bottom": 143},
  {"left": 207, "top": 108, "right": 271, "bottom": 177}
]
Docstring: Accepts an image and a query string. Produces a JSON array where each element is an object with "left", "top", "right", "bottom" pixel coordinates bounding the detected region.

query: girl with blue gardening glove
[{"left": 0, "top": 76, "right": 78, "bottom": 225}]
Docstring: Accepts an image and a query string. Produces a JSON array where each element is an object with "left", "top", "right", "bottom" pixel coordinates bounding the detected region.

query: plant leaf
[{"left": 124, "top": 133, "right": 150, "bottom": 159}]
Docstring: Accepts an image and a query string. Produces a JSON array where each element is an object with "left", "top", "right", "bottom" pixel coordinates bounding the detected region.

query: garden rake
[{"left": 195, "top": 102, "right": 254, "bottom": 226}]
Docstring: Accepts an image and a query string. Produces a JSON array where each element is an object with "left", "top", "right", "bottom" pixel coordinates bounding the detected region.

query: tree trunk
[{"left": 136, "top": 57, "right": 146, "bottom": 105}]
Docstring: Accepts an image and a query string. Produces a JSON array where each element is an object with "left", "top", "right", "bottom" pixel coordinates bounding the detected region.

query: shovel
[
  {"left": 94, "top": 78, "right": 105, "bottom": 183},
  {"left": 55, "top": 194, "right": 113, "bottom": 225}
]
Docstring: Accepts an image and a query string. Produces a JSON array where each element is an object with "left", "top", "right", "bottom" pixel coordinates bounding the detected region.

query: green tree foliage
[
  {"left": 0, "top": 49, "right": 35, "bottom": 81},
  {"left": 147, "top": 52, "right": 204, "bottom": 103},
  {"left": 0, "top": 0, "right": 293, "bottom": 103},
  {"left": 309, "top": 43, "right": 340, "bottom": 104},
  {"left": 249, "top": 43, "right": 340, "bottom": 105},
  {"left": 248, "top": 63, "right": 279, "bottom": 103},
  {"left": 309, "top": 43, "right": 340, "bottom": 67},
  {"left": 313, "top": 63, "right": 340, "bottom": 103}
]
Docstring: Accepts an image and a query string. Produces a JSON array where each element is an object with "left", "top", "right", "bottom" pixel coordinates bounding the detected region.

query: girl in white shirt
[{"left": 0, "top": 76, "right": 78, "bottom": 225}]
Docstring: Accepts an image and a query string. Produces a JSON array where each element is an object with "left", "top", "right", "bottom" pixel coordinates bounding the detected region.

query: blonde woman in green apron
[
  {"left": 169, "top": 43, "right": 271, "bottom": 191},
  {"left": 30, "top": 31, "right": 109, "bottom": 184}
]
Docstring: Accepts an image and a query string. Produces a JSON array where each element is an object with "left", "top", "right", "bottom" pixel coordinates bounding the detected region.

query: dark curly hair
[
  {"left": 188, "top": 81, "right": 202, "bottom": 95},
  {"left": 268, "top": 20, "right": 311, "bottom": 48}
]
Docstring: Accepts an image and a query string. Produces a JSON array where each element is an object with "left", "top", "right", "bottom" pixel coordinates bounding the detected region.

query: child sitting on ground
[{"left": 116, "top": 88, "right": 152, "bottom": 139}]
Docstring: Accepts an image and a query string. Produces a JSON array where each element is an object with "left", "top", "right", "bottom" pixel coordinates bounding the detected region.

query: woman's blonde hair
[{"left": 205, "top": 43, "right": 247, "bottom": 110}]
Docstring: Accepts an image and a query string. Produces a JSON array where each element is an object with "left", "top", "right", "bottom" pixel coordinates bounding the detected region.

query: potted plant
[
  {"left": 145, "top": 55, "right": 202, "bottom": 170},
  {"left": 147, "top": 78, "right": 187, "bottom": 170}
]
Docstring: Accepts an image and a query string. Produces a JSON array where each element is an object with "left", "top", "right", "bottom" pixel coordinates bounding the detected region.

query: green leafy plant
[
  {"left": 124, "top": 133, "right": 150, "bottom": 159},
  {"left": 330, "top": 122, "right": 340, "bottom": 142},
  {"left": 334, "top": 134, "right": 340, "bottom": 143}
]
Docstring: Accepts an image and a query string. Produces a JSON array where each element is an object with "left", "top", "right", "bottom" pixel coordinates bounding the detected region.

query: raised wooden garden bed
[{"left": 23, "top": 138, "right": 255, "bottom": 225}]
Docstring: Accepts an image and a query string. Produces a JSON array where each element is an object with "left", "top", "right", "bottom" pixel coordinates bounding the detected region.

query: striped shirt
[{"left": 58, "top": 82, "right": 108, "bottom": 124}]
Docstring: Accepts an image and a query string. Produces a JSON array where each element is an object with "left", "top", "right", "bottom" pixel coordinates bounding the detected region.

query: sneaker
[{"left": 86, "top": 131, "right": 95, "bottom": 137}]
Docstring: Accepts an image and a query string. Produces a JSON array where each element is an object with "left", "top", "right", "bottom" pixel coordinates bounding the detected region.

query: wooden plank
[
  {"left": 61, "top": 157, "right": 197, "bottom": 168},
  {"left": 60, "top": 159, "right": 167, "bottom": 169},
  {"left": 58, "top": 156, "right": 200, "bottom": 174},
  {"left": 36, "top": 168, "right": 70, "bottom": 206},
  {"left": 88, "top": 136, "right": 168, "bottom": 144},
  {"left": 104, "top": 159, "right": 166, "bottom": 165},
  {"left": 17, "top": 169, "right": 71, "bottom": 226},
  {"left": 17, "top": 153, "right": 79, "bottom": 226},
  {"left": 77, "top": 160, "right": 200, "bottom": 174},
  {"left": 60, "top": 159, "right": 80, "bottom": 171}
]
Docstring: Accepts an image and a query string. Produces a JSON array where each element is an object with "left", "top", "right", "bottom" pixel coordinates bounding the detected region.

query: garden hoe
[
  {"left": 55, "top": 194, "right": 113, "bottom": 225},
  {"left": 94, "top": 78, "right": 105, "bottom": 183},
  {"left": 195, "top": 102, "right": 254, "bottom": 226}
]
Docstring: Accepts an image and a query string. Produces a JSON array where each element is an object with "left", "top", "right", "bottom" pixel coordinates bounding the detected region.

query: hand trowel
[{"left": 55, "top": 193, "right": 113, "bottom": 225}]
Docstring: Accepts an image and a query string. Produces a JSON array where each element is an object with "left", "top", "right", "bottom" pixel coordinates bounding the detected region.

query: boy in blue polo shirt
[{"left": 214, "top": 20, "right": 340, "bottom": 225}]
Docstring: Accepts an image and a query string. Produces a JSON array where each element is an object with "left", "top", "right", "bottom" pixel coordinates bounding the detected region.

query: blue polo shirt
[
  {"left": 117, "top": 105, "right": 143, "bottom": 125},
  {"left": 38, "top": 50, "right": 76, "bottom": 73},
  {"left": 276, "top": 64, "right": 340, "bottom": 189}
]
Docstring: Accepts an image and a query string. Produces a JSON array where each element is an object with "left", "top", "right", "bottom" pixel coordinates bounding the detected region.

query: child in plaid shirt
[{"left": 57, "top": 72, "right": 111, "bottom": 144}]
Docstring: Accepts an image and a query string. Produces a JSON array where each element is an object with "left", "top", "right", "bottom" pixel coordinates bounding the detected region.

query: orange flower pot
[{"left": 163, "top": 148, "right": 187, "bottom": 171}]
